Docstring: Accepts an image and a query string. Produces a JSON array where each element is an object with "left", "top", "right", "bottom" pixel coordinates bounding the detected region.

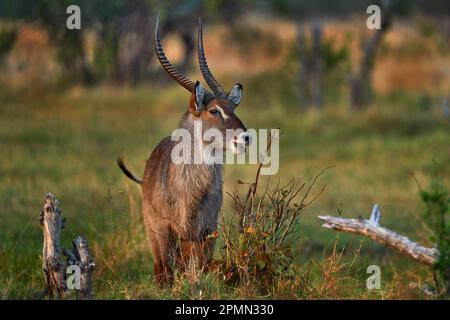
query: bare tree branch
[{"left": 318, "top": 204, "right": 439, "bottom": 266}]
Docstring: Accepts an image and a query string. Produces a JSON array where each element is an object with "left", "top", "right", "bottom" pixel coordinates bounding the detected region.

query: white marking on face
[
  {"left": 230, "top": 139, "right": 246, "bottom": 155},
  {"left": 214, "top": 106, "right": 229, "bottom": 120}
]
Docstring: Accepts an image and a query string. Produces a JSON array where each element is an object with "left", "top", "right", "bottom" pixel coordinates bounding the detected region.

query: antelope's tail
[{"left": 117, "top": 157, "right": 143, "bottom": 185}]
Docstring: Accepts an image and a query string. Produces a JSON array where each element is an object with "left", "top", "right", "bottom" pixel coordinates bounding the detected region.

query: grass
[{"left": 0, "top": 84, "right": 449, "bottom": 299}]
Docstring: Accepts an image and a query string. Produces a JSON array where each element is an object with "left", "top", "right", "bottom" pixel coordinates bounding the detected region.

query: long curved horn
[
  {"left": 154, "top": 14, "right": 195, "bottom": 92},
  {"left": 155, "top": 14, "right": 214, "bottom": 102},
  {"left": 198, "top": 17, "right": 226, "bottom": 97}
]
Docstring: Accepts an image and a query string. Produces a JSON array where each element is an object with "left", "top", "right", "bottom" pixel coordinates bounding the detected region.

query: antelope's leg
[
  {"left": 146, "top": 222, "right": 175, "bottom": 285},
  {"left": 202, "top": 238, "right": 216, "bottom": 262},
  {"left": 179, "top": 239, "right": 215, "bottom": 269}
]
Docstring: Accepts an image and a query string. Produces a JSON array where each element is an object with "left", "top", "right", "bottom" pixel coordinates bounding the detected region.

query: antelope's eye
[{"left": 209, "top": 109, "right": 219, "bottom": 115}]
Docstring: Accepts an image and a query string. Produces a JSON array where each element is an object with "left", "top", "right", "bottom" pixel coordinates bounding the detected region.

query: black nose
[{"left": 244, "top": 135, "right": 250, "bottom": 145}]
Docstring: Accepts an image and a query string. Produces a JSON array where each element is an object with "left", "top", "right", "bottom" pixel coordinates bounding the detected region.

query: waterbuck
[{"left": 117, "top": 16, "right": 251, "bottom": 284}]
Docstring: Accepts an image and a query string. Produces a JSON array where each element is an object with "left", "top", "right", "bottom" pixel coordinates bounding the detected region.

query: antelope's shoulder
[
  {"left": 143, "top": 136, "right": 174, "bottom": 181},
  {"left": 147, "top": 136, "right": 175, "bottom": 162}
]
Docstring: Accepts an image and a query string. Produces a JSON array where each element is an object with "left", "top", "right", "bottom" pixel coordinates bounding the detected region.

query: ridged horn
[
  {"left": 154, "top": 13, "right": 214, "bottom": 101},
  {"left": 198, "top": 17, "right": 226, "bottom": 97}
]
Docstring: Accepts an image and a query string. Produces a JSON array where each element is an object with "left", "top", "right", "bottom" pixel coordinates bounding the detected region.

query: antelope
[{"left": 117, "top": 16, "right": 251, "bottom": 284}]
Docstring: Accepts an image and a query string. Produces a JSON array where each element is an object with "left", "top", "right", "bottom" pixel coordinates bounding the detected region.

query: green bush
[
  {"left": 419, "top": 166, "right": 450, "bottom": 296},
  {"left": 216, "top": 156, "right": 326, "bottom": 295}
]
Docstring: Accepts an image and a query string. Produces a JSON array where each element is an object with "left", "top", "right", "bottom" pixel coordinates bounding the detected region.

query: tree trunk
[
  {"left": 297, "top": 23, "right": 309, "bottom": 108},
  {"left": 349, "top": 0, "right": 392, "bottom": 110},
  {"left": 114, "top": 0, "right": 152, "bottom": 85},
  {"left": 297, "top": 20, "right": 323, "bottom": 109},
  {"left": 311, "top": 21, "right": 323, "bottom": 108}
]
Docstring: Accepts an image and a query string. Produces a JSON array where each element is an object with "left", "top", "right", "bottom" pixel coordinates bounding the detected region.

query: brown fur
[{"left": 119, "top": 92, "right": 248, "bottom": 284}]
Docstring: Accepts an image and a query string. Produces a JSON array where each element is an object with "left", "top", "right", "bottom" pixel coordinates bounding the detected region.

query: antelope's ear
[
  {"left": 228, "top": 83, "right": 243, "bottom": 107},
  {"left": 189, "top": 81, "right": 205, "bottom": 116}
]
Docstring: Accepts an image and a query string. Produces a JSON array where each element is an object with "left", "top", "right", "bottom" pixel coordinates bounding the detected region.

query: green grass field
[{"left": 0, "top": 85, "right": 449, "bottom": 299}]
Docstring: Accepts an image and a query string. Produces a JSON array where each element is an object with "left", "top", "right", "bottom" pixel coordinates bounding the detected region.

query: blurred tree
[
  {"left": 156, "top": 0, "right": 249, "bottom": 75},
  {"left": 296, "top": 21, "right": 350, "bottom": 109},
  {"left": 349, "top": 0, "right": 392, "bottom": 110},
  {"left": 1, "top": 0, "right": 447, "bottom": 87},
  {"left": 0, "top": 0, "right": 96, "bottom": 85},
  {"left": 0, "top": 24, "right": 17, "bottom": 63},
  {"left": 114, "top": 0, "right": 152, "bottom": 84},
  {"left": 0, "top": 0, "right": 251, "bottom": 86},
  {"left": 297, "top": 21, "right": 323, "bottom": 109}
]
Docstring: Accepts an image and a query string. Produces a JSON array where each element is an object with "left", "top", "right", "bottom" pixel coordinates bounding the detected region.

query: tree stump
[{"left": 39, "top": 193, "right": 95, "bottom": 299}]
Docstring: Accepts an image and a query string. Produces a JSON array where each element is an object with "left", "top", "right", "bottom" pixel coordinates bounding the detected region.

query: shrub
[
  {"left": 215, "top": 158, "right": 327, "bottom": 296},
  {"left": 418, "top": 167, "right": 450, "bottom": 296}
]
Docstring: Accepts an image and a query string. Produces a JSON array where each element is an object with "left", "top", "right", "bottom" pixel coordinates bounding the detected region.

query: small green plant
[{"left": 418, "top": 168, "right": 450, "bottom": 296}]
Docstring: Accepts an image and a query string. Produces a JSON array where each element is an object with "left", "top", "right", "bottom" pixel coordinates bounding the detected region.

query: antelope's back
[{"left": 142, "top": 137, "right": 175, "bottom": 207}]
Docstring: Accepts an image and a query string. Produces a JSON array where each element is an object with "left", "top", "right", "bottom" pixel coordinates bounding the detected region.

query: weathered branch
[
  {"left": 318, "top": 204, "right": 439, "bottom": 266},
  {"left": 72, "top": 236, "right": 95, "bottom": 299},
  {"left": 40, "top": 193, "right": 95, "bottom": 299}
]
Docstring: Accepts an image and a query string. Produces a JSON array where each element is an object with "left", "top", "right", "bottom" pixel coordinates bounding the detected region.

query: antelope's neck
[
  {"left": 172, "top": 162, "right": 223, "bottom": 186},
  {"left": 178, "top": 113, "right": 212, "bottom": 165}
]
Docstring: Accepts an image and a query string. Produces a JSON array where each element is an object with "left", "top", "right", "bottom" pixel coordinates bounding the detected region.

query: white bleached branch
[{"left": 318, "top": 204, "right": 439, "bottom": 266}]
